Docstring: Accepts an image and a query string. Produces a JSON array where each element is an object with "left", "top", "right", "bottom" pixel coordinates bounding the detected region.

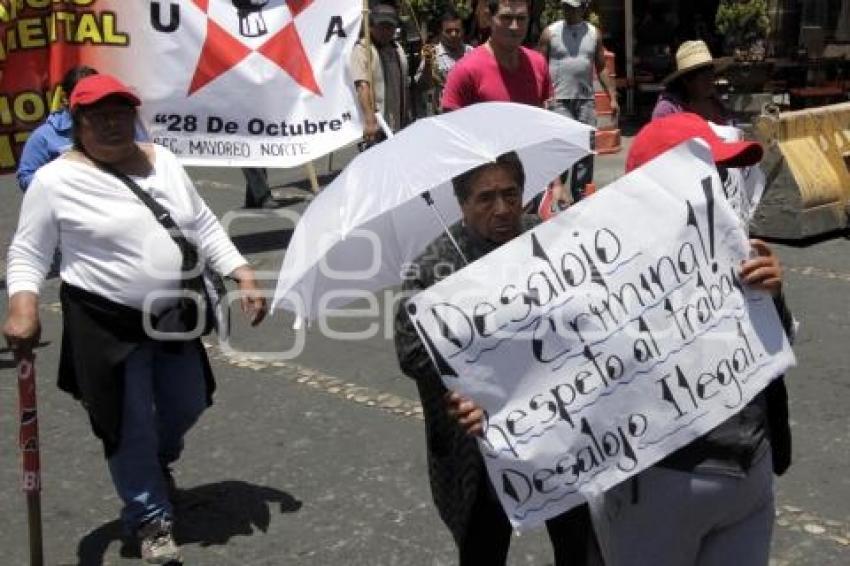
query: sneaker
[
  {"left": 257, "top": 194, "right": 282, "bottom": 209},
  {"left": 245, "top": 193, "right": 282, "bottom": 209},
  {"left": 137, "top": 518, "right": 181, "bottom": 564}
]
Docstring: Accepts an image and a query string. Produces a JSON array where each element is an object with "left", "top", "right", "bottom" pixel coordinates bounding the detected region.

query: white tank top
[{"left": 546, "top": 20, "right": 597, "bottom": 100}]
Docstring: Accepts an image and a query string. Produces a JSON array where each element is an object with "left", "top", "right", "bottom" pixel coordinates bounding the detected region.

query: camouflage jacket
[{"left": 394, "top": 216, "right": 538, "bottom": 545}]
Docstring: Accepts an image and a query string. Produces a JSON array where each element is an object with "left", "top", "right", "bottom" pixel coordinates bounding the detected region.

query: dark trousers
[
  {"left": 570, "top": 154, "right": 595, "bottom": 202},
  {"left": 549, "top": 99, "right": 597, "bottom": 203},
  {"left": 242, "top": 167, "right": 271, "bottom": 207},
  {"left": 459, "top": 478, "right": 595, "bottom": 566}
]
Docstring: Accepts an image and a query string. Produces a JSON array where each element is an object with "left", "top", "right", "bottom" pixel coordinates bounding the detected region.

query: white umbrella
[{"left": 271, "top": 102, "right": 593, "bottom": 321}]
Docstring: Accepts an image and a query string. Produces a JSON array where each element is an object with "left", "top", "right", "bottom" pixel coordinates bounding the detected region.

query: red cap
[
  {"left": 625, "top": 113, "right": 763, "bottom": 173},
  {"left": 69, "top": 74, "right": 140, "bottom": 111}
]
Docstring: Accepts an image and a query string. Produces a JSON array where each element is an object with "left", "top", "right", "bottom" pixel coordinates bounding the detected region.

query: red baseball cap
[
  {"left": 625, "top": 113, "right": 763, "bottom": 173},
  {"left": 69, "top": 74, "right": 140, "bottom": 111}
]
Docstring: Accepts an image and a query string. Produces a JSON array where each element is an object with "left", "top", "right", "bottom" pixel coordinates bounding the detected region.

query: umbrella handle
[{"left": 421, "top": 191, "right": 470, "bottom": 265}]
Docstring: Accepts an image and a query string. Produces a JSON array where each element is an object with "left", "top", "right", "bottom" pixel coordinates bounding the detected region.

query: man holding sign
[
  {"left": 592, "top": 113, "right": 795, "bottom": 566},
  {"left": 394, "top": 153, "right": 596, "bottom": 565}
]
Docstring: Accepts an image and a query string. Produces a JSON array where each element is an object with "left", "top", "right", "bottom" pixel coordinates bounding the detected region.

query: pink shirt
[{"left": 441, "top": 45, "right": 553, "bottom": 110}]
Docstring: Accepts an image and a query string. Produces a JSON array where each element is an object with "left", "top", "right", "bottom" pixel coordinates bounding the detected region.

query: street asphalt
[{"left": 0, "top": 140, "right": 848, "bottom": 565}]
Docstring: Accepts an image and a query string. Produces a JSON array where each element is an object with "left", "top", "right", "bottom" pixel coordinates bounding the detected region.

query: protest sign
[
  {"left": 406, "top": 140, "right": 796, "bottom": 529},
  {"left": 0, "top": 1, "right": 362, "bottom": 173}
]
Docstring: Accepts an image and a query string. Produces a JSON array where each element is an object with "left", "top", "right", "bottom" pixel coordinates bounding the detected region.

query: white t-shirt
[{"left": 7, "top": 143, "right": 246, "bottom": 311}]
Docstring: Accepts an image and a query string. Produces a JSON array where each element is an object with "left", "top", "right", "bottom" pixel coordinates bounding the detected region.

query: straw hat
[{"left": 662, "top": 40, "right": 729, "bottom": 85}]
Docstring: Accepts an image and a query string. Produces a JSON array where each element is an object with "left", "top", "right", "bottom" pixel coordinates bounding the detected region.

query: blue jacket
[{"left": 16, "top": 109, "right": 73, "bottom": 191}]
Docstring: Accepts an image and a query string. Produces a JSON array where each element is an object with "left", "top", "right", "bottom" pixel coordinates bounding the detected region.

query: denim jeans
[
  {"left": 549, "top": 99, "right": 597, "bottom": 202},
  {"left": 107, "top": 341, "right": 207, "bottom": 532}
]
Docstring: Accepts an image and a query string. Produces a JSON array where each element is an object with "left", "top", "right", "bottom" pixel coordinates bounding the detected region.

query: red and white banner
[{"left": 0, "top": 0, "right": 363, "bottom": 173}]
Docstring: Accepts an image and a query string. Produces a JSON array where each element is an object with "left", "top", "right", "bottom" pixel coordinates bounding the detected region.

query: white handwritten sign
[
  {"left": 406, "top": 140, "right": 795, "bottom": 529},
  {"left": 710, "top": 123, "right": 766, "bottom": 228}
]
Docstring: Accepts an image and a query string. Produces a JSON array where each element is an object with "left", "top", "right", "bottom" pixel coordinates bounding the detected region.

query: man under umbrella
[{"left": 394, "top": 152, "right": 598, "bottom": 565}]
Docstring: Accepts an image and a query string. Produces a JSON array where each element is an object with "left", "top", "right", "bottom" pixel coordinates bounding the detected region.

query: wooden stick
[
  {"left": 17, "top": 352, "right": 44, "bottom": 566},
  {"left": 305, "top": 161, "right": 320, "bottom": 193},
  {"left": 27, "top": 493, "right": 44, "bottom": 566},
  {"left": 363, "top": 0, "right": 375, "bottom": 112}
]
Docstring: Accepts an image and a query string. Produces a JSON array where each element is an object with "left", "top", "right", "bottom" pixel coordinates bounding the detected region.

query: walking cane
[{"left": 17, "top": 350, "right": 44, "bottom": 566}]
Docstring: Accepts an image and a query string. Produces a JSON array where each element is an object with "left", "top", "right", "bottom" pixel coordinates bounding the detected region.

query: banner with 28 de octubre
[{"left": 0, "top": 0, "right": 363, "bottom": 174}]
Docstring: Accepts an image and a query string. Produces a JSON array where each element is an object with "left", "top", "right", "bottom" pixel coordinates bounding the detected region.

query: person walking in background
[
  {"left": 351, "top": 2, "right": 427, "bottom": 147},
  {"left": 241, "top": 167, "right": 280, "bottom": 209},
  {"left": 539, "top": 0, "right": 618, "bottom": 203},
  {"left": 441, "top": 0, "right": 571, "bottom": 209},
  {"left": 441, "top": 0, "right": 551, "bottom": 111},
  {"left": 416, "top": 6, "right": 473, "bottom": 116},
  {"left": 16, "top": 65, "right": 98, "bottom": 191},
  {"left": 652, "top": 40, "right": 731, "bottom": 125},
  {"left": 3, "top": 74, "right": 267, "bottom": 564},
  {"left": 468, "top": 0, "right": 492, "bottom": 46}
]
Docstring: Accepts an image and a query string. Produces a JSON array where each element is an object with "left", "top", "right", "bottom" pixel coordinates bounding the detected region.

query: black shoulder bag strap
[
  {"left": 97, "top": 162, "right": 205, "bottom": 293},
  {"left": 100, "top": 160, "right": 233, "bottom": 339},
  {"left": 93, "top": 159, "right": 225, "bottom": 339}
]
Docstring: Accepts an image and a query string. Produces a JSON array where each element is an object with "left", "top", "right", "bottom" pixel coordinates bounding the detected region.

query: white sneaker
[{"left": 137, "top": 518, "right": 182, "bottom": 564}]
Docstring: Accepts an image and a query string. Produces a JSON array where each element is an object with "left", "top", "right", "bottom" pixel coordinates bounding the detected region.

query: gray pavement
[{"left": 1, "top": 142, "right": 849, "bottom": 565}]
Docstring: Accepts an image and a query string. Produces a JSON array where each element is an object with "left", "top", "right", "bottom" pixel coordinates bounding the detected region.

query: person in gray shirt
[{"left": 539, "top": 0, "right": 619, "bottom": 203}]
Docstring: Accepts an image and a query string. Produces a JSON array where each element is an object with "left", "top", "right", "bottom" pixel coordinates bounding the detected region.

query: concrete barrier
[{"left": 750, "top": 101, "right": 850, "bottom": 239}]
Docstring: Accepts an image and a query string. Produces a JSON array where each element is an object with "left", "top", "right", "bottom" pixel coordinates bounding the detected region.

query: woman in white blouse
[{"left": 3, "top": 74, "right": 266, "bottom": 564}]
